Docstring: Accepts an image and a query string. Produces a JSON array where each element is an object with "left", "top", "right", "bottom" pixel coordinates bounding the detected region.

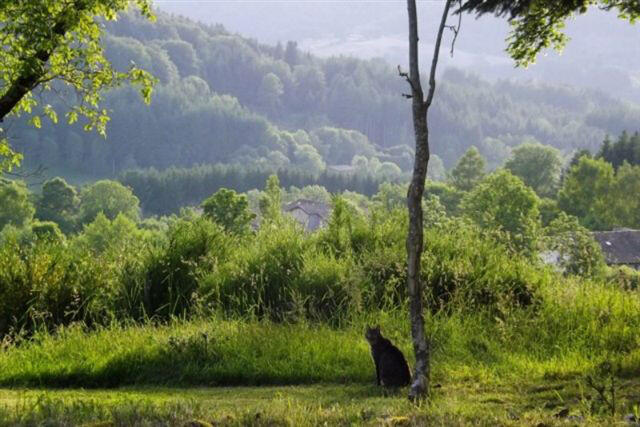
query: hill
[{"left": 7, "top": 10, "right": 640, "bottom": 181}]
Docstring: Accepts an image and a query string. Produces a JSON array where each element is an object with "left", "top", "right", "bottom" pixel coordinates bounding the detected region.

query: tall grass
[
  {"left": 2, "top": 271, "right": 640, "bottom": 389},
  {"left": 0, "top": 205, "right": 549, "bottom": 334},
  {"left": 1, "top": 201, "right": 639, "bottom": 392}
]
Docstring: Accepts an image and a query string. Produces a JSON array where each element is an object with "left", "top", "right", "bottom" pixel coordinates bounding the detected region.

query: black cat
[{"left": 364, "top": 325, "right": 411, "bottom": 387}]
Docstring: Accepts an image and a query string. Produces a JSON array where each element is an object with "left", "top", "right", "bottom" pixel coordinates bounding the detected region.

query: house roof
[
  {"left": 284, "top": 199, "right": 330, "bottom": 219},
  {"left": 592, "top": 230, "right": 640, "bottom": 265}
]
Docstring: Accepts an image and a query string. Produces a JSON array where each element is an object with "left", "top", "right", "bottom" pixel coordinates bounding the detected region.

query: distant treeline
[
  {"left": 119, "top": 164, "right": 382, "bottom": 215},
  {"left": 9, "top": 9, "right": 640, "bottom": 183}
]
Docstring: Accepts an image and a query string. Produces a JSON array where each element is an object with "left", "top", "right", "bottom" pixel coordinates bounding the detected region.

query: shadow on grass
[{"left": 0, "top": 343, "right": 371, "bottom": 389}]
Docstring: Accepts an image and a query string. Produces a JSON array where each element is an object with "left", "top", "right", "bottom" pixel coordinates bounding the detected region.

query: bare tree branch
[
  {"left": 425, "top": 0, "right": 454, "bottom": 108},
  {"left": 446, "top": 0, "right": 464, "bottom": 57}
]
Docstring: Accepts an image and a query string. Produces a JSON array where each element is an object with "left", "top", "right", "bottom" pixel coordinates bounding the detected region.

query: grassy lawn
[
  {"left": 0, "top": 312, "right": 639, "bottom": 425},
  {"left": 1, "top": 379, "right": 639, "bottom": 426},
  {"left": 0, "top": 279, "right": 639, "bottom": 425}
]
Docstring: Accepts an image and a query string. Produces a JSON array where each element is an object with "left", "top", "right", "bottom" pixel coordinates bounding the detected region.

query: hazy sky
[{"left": 153, "top": 1, "right": 640, "bottom": 102}]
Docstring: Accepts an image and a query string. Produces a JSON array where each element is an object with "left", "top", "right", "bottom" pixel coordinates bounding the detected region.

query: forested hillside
[{"left": 8, "top": 11, "right": 640, "bottom": 180}]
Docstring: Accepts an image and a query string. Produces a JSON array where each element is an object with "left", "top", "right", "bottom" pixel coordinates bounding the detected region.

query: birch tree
[{"left": 403, "top": 0, "right": 639, "bottom": 401}]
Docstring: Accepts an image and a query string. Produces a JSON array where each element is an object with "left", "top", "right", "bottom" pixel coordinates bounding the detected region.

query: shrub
[
  {"left": 605, "top": 266, "right": 640, "bottom": 290},
  {"left": 201, "top": 188, "right": 255, "bottom": 235},
  {"left": 542, "top": 212, "right": 606, "bottom": 278},
  {"left": 0, "top": 238, "right": 116, "bottom": 337},
  {"left": 421, "top": 221, "right": 546, "bottom": 312},
  {"left": 31, "top": 220, "right": 65, "bottom": 242},
  {"left": 120, "top": 217, "right": 234, "bottom": 319},
  {"left": 75, "top": 213, "right": 144, "bottom": 255},
  {"left": 201, "top": 220, "right": 308, "bottom": 319},
  {"left": 292, "top": 250, "right": 359, "bottom": 323},
  {"left": 358, "top": 218, "right": 545, "bottom": 314},
  {"left": 317, "top": 195, "right": 373, "bottom": 257}
]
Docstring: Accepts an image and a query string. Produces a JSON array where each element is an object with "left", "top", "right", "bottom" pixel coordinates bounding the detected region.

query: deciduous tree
[
  {"left": 79, "top": 180, "right": 140, "bottom": 225},
  {"left": 202, "top": 188, "right": 255, "bottom": 235},
  {"left": 462, "top": 169, "right": 541, "bottom": 254},
  {"left": 450, "top": 146, "right": 486, "bottom": 192},
  {"left": 35, "top": 177, "right": 79, "bottom": 234},
  {"left": 0, "top": 179, "right": 34, "bottom": 230},
  {"left": 504, "top": 142, "right": 562, "bottom": 197},
  {"left": 557, "top": 157, "right": 615, "bottom": 230},
  {"left": 0, "top": 0, "right": 155, "bottom": 171},
  {"left": 401, "top": 0, "right": 454, "bottom": 401},
  {"left": 402, "top": 0, "right": 640, "bottom": 401}
]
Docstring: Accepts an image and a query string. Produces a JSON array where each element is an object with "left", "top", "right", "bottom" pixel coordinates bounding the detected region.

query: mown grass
[{"left": 1, "top": 380, "right": 640, "bottom": 426}]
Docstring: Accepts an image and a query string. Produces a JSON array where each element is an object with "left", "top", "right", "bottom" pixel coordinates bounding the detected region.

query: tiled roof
[
  {"left": 592, "top": 230, "right": 640, "bottom": 265},
  {"left": 284, "top": 199, "right": 330, "bottom": 218}
]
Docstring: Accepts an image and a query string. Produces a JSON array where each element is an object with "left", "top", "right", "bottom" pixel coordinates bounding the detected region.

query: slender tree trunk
[{"left": 404, "top": 0, "right": 452, "bottom": 401}]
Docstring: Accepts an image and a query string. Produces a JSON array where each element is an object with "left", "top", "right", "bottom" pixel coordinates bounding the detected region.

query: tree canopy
[
  {"left": 79, "top": 180, "right": 141, "bottom": 225},
  {"left": 0, "top": 0, "right": 155, "bottom": 171},
  {"left": 504, "top": 142, "right": 562, "bottom": 198},
  {"left": 449, "top": 146, "right": 486, "bottom": 192},
  {"left": 459, "top": 0, "right": 640, "bottom": 66},
  {"left": 462, "top": 169, "right": 541, "bottom": 254},
  {"left": 35, "top": 177, "right": 79, "bottom": 234},
  {"left": 202, "top": 188, "right": 255, "bottom": 235},
  {"left": 0, "top": 179, "right": 34, "bottom": 230}
]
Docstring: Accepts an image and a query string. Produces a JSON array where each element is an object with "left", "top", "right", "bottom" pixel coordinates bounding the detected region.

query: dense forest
[{"left": 7, "top": 11, "right": 640, "bottom": 182}]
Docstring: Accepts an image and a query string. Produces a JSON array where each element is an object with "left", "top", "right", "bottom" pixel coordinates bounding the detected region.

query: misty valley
[{"left": 1, "top": 1, "right": 640, "bottom": 425}]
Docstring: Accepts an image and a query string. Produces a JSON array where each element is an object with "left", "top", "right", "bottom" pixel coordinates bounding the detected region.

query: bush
[
  {"left": 357, "top": 218, "right": 546, "bottom": 314},
  {"left": 421, "top": 221, "right": 546, "bottom": 312},
  {"left": 542, "top": 212, "right": 606, "bottom": 278},
  {"left": 201, "top": 188, "right": 255, "bottom": 235},
  {"left": 120, "top": 217, "right": 234, "bottom": 319},
  {"left": 31, "top": 221, "right": 65, "bottom": 242},
  {"left": 292, "top": 250, "right": 359, "bottom": 323},
  {"left": 202, "top": 220, "right": 307, "bottom": 320},
  {"left": 75, "top": 213, "right": 145, "bottom": 255},
  {"left": 0, "top": 238, "right": 117, "bottom": 336},
  {"left": 605, "top": 266, "right": 640, "bottom": 290},
  {"left": 0, "top": 193, "right": 551, "bottom": 338},
  {"left": 317, "top": 195, "right": 374, "bottom": 257}
]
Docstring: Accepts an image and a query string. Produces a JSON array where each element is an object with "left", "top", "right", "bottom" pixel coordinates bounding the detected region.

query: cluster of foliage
[
  {"left": 112, "top": 128, "right": 636, "bottom": 221},
  {"left": 437, "top": 130, "right": 640, "bottom": 234},
  {"left": 0, "top": 0, "right": 155, "bottom": 172},
  {"left": 459, "top": 0, "right": 640, "bottom": 67},
  {"left": 0, "top": 171, "right": 624, "bottom": 339},
  {"left": 7, "top": 10, "right": 640, "bottom": 181},
  {"left": 0, "top": 178, "right": 139, "bottom": 236},
  {"left": 119, "top": 164, "right": 383, "bottom": 215},
  {"left": 597, "top": 131, "right": 640, "bottom": 170},
  {"left": 559, "top": 156, "right": 640, "bottom": 230}
]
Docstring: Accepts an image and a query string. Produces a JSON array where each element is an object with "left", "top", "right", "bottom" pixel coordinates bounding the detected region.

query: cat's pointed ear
[{"left": 374, "top": 325, "right": 380, "bottom": 331}]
